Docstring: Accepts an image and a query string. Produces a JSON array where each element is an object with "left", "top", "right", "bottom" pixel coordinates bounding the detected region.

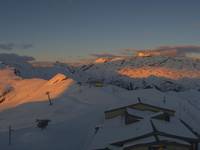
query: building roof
[
  {"left": 157, "top": 136, "right": 191, "bottom": 145},
  {"left": 127, "top": 108, "right": 164, "bottom": 119},
  {"left": 151, "top": 118, "right": 197, "bottom": 140},
  {"left": 105, "top": 102, "right": 175, "bottom": 115},
  {"left": 90, "top": 119, "right": 153, "bottom": 149},
  {"left": 123, "top": 136, "right": 156, "bottom": 148},
  {"left": 90, "top": 116, "right": 199, "bottom": 149}
]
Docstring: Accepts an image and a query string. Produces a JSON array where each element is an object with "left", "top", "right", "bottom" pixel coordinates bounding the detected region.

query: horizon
[{"left": 0, "top": 0, "right": 200, "bottom": 61}]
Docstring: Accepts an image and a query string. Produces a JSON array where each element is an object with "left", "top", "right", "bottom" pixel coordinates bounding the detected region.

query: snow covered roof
[
  {"left": 126, "top": 108, "right": 155, "bottom": 119},
  {"left": 123, "top": 136, "right": 156, "bottom": 148},
  {"left": 91, "top": 116, "right": 199, "bottom": 149},
  {"left": 152, "top": 118, "right": 198, "bottom": 139},
  {"left": 90, "top": 119, "right": 153, "bottom": 149},
  {"left": 157, "top": 136, "right": 191, "bottom": 145},
  {"left": 122, "top": 135, "right": 192, "bottom": 150},
  {"left": 105, "top": 102, "right": 175, "bottom": 120}
]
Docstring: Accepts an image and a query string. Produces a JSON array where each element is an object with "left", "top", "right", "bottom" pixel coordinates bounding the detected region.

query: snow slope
[
  {"left": 0, "top": 55, "right": 200, "bottom": 150},
  {"left": 0, "top": 68, "right": 199, "bottom": 149},
  {"left": 0, "top": 69, "right": 74, "bottom": 111}
]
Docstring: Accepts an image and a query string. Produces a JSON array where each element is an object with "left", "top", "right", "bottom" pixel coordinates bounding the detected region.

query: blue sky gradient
[{"left": 0, "top": 0, "right": 200, "bottom": 61}]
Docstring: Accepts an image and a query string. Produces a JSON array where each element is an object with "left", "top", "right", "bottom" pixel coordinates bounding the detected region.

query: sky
[{"left": 0, "top": 0, "right": 200, "bottom": 61}]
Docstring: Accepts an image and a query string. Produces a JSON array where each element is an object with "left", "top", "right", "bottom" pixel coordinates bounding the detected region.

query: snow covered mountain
[
  {"left": 1, "top": 53, "right": 200, "bottom": 92},
  {"left": 0, "top": 53, "right": 74, "bottom": 79},
  {"left": 0, "top": 54, "right": 200, "bottom": 150},
  {"left": 72, "top": 55, "right": 200, "bottom": 92}
]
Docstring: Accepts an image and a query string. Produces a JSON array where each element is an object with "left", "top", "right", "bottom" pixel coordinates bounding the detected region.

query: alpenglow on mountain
[{"left": 0, "top": 53, "right": 200, "bottom": 92}]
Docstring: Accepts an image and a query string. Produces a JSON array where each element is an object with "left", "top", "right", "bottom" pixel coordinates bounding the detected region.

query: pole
[
  {"left": 46, "top": 92, "right": 52, "bottom": 106},
  {"left": 8, "top": 125, "right": 12, "bottom": 145}
]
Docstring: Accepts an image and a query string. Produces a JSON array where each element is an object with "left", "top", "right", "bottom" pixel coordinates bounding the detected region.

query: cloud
[
  {"left": 151, "top": 45, "right": 200, "bottom": 56},
  {"left": 0, "top": 42, "right": 33, "bottom": 51},
  {"left": 91, "top": 53, "right": 118, "bottom": 58},
  {"left": 21, "top": 44, "right": 34, "bottom": 49},
  {"left": 0, "top": 53, "right": 35, "bottom": 62},
  {"left": 121, "top": 45, "right": 200, "bottom": 57},
  {"left": 0, "top": 43, "right": 15, "bottom": 51},
  {"left": 121, "top": 48, "right": 139, "bottom": 52},
  {"left": 120, "top": 48, "right": 139, "bottom": 55}
]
